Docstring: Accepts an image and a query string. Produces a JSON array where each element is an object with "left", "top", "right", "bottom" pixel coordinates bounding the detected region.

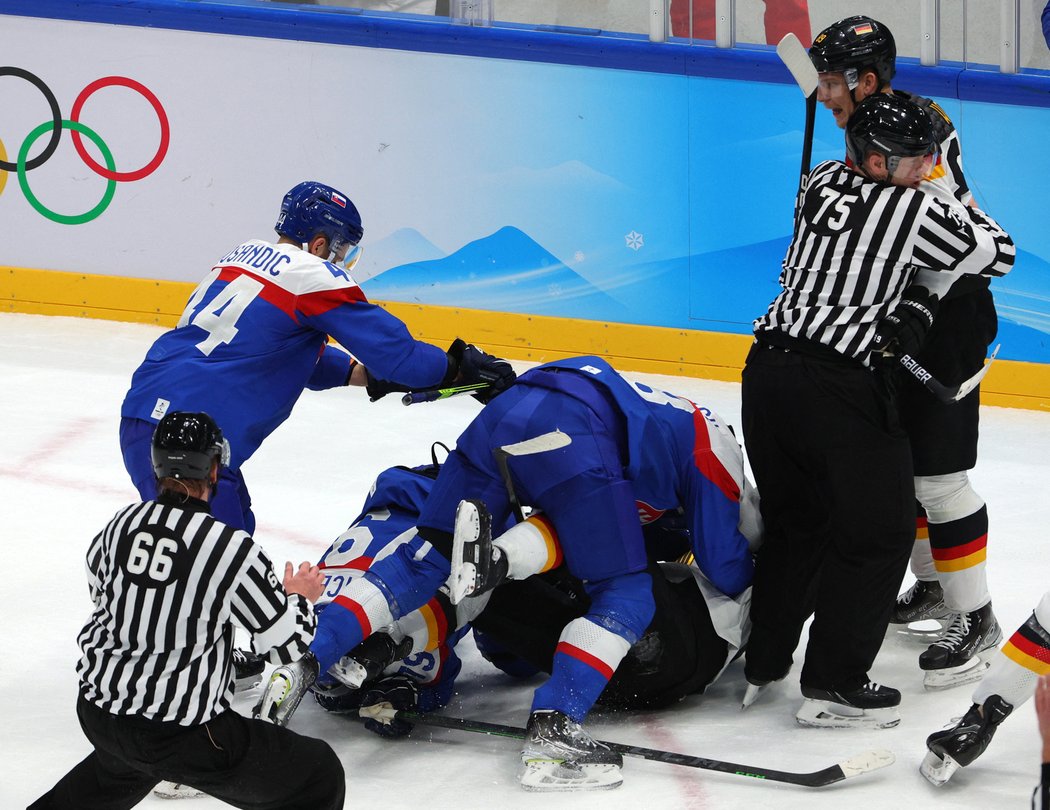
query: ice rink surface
[{"left": 4, "top": 311, "right": 1049, "bottom": 809}]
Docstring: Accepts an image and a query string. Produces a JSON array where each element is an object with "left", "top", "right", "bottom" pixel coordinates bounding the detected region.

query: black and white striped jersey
[
  {"left": 76, "top": 493, "right": 315, "bottom": 726},
  {"left": 754, "top": 160, "right": 1014, "bottom": 362}
]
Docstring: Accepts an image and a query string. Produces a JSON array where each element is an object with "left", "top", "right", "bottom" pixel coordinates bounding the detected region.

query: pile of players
[{"left": 31, "top": 15, "right": 1048, "bottom": 809}]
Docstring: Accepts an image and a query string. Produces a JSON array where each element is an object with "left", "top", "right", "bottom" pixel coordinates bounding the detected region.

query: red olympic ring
[{"left": 69, "top": 76, "right": 169, "bottom": 182}]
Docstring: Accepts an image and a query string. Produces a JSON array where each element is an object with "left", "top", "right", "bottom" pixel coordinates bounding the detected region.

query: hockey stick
[
  {"left": 361, "top": 707, "right": 895, "bottom": 788},
  {"left": 897, "top": 343, "right": 999, "bottom": 404},
  {"left": 493, "top": 430, "right": 572, "bottom": 522},
  {"left": 402, "top": 382, "right": 492, "bottom": 406},
  {"left": 777, "top": 32, "right": 818, "bottom": 200}
]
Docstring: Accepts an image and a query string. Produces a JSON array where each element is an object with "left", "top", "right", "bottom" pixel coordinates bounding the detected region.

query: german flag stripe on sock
[
  {"left": 931, "top": 534, "right": 987, "bottom": 572},
  {"left": 530, "top": 514, "right": 564, "bottom": 573},
  {"left": 1001, "top": 620, "right": 1050, "bottom": 675}
]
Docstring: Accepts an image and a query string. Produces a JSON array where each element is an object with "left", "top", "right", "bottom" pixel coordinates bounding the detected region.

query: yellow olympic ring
[{"left": 0, "top": 137, "right": 7, "bottom": 196}]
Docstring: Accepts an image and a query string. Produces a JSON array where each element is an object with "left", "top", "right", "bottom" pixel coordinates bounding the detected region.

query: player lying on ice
[
  {"left": 275, "top": 450, "right": 754, "bottom": 732},
  {"left": 255, "top": 355, "right": 763, "bottom": 791}
]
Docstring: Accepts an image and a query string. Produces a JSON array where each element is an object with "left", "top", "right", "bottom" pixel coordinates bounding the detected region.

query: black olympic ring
[{"left": 0, "top": 66, "right": 61, "bottom": 172}]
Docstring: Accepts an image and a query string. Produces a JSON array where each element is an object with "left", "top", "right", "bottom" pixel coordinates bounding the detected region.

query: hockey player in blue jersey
[
  {"left": 256, "top": 356, "right": 761, "bottom": 791},
  {"left": 119, "top": 181, "right": 515, "bottom": 532},
  {"left": 256, "top": 444, "right": 753, "bottom": 765}
]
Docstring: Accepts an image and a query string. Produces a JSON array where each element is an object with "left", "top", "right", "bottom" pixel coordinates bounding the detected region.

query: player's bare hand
[{"left": 283, "top": 561, "right": 325, "bottom": 602}]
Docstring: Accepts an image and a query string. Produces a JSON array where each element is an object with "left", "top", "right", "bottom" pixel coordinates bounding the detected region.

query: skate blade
[
  {"left": 233, "top": 674, "right": 263, "bottom": 693},
  {"left": 795, "top": 699, "right": 901, "bottom": 729},
  {"left": 741, "top": 682, "right": 768, "bottom": 709},
  {"left": 519, "top": 760, "right": 623, "bottom": 792},
  {"left": 892, "top": 619, "right": 950, "bottom": 643},
  {"left": 153, "top": 781, "right": 206, "bottom": 800},
  {"left": 920, "top": 749, "right": 961, "bottom": 787},
  {"left": 330, "top": 656, "right": 369, "bottom": 690},
  {"left": 447, "top": 501, "right": 482, "bottom": 605},
  {"left": 922, "top": 658, "right": 991, "bottom": 692}
]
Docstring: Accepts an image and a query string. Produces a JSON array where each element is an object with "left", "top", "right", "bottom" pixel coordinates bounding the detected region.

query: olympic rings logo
[{"left": 0, "top": 67, "right": 169, "bottom": 224}]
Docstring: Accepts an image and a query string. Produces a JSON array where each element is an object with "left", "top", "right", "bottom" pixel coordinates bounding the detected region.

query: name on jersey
[{"left": 218, "top": 243, "right": 292, "bottom": 277}]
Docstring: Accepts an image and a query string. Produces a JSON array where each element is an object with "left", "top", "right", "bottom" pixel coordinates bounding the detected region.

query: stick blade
[
  {"left": 838, "top": 749, "right": 896, "bottom": 779},
  {"left": 500, "top": 430, "right": 572, "bottom": 457},
  {"left": 777, "top": 32, "right": 818, "bottom": 97},
  {"left": 951, "top": 343, "right": 1000, "bottom": 402}
]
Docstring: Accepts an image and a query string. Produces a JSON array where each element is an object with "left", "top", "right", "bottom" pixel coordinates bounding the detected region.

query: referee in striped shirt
[
  {"left": 31, "top": 412, "right": 345, "bottom": 809},
  {"left": 740, "top": 94, "right": 1014, "bottom": 726}
]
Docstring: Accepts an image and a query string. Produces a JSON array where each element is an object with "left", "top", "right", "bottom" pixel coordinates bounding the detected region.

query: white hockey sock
[{"left": 496, "top": 514, "right": 562, "bottom": 580}]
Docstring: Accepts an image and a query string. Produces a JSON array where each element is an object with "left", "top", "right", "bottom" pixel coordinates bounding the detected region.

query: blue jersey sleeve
[
  {"left": 306, "top": 343, "right": 354, "bottom": 391},
  {"left": 295, "top": 272, "right": 448, "bottom": 390}
]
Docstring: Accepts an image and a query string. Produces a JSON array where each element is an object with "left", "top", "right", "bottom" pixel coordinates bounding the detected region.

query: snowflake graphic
[
  {"left": 573, "top": 250, "right": 585, "bottom": 263},
  {"left": 625, "top": 230, "right": 644, "bottom": 250}
]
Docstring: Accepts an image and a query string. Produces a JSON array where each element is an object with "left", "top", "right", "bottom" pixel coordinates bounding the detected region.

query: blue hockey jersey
[
  {"left": 523, "top": 356, "right": 759, "bottom": 598},
  {"left": 316, "top": 465, "right": 467, "bottom": 695},
  {"left": 121, "top": 240, "right": 448, "bottom": 466}
]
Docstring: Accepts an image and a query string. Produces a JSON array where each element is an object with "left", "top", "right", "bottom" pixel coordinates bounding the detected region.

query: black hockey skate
[
  {"left": 920, "top": 694, "right": 1013, "bottom": 786},
  {"left": 232, "top": 648, "right": 265, "bottom": 692},
  {"left": 519, "top": 710, "right": 623, "bottom": 792},
  {"left": 329, "top": 631, "right": 414, "bottom": 689},
  {"left": 890, "top": 579, "right": 951, "bottom": 642},
  {"left": 919, "top": 603, "right": 1002, "bottom": 690},
  {"left": 447, "top": 499, "right": 507, "bottom": 605},
  {"left": 796, "top": 681, "right": 901, "bottom": 729}
]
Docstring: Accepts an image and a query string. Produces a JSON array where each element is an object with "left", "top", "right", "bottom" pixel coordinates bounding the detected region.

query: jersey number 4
[{"left": 178, "top": 269, "right": 264, "bottom": 356}]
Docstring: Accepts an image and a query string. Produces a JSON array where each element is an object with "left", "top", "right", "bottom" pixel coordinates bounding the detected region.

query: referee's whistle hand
[{"left": 284, "top": 561, "right": 325, "bottom": 603}]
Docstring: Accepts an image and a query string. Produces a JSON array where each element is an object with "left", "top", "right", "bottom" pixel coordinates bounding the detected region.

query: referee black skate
[
  {"left": 30, "top": 412, "right": 344, "bottom": 809},
  {"left": 741, "top": 94, "right": 1014, "bottom": 728}
]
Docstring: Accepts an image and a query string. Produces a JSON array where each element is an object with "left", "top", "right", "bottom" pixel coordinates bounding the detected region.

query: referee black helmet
[{"left": 151, "top": 411, "right": 229, "bottom": 480}]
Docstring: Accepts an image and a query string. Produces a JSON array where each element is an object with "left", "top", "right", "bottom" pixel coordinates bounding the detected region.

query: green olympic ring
[{"left": 18, "top": 119, "right": 115, "bottom": 225}]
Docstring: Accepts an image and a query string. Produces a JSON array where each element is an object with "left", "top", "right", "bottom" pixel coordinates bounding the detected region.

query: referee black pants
[
  {"left": 741, "top": 343, "right": 915, "bottom": 692},
  {"left": 29, "top": 696, "right": 345, "bottom": 810}
]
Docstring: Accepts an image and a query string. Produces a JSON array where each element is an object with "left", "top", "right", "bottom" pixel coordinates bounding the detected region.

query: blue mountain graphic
[
  {"left": 363, "top": 226, "right": 634, "bottom": 320},
  {"left": 356, "top": 227, "right": 445, "bottom": 283}
]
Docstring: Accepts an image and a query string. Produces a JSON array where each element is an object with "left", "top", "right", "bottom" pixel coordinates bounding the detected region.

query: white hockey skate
[
  {"left": 519, "top": 710, "right": 623, "bottom": 792},
  {"left": 152, "top": 781, "right": 205, "bottom": 800},
  {"left": 253, "top": 652, "right": 318, "bottom": 727},
  {"left": 920, "top": 604, "right": 1002, "bottom": 691},
  {"left": 796, "top": 682, "right": 902, "bottom": 729},
  {"left": 447, "top": 499, "right": 505, "bottom": 605}
]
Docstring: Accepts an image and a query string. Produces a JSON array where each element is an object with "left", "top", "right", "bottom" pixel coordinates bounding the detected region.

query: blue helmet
[{"left": 275, "top": 181, "right": 364, "bottom": 260}]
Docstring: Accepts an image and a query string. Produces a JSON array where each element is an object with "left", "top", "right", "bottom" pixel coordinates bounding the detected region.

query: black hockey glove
[
  {"left": 445, "top": 338, "right": 516, "bottom": 404},
  {"left": 364, "top": 368, "right": 413, "bottom": 402},
  {"left": 870, "top": 286, "right": 939, "bottom": 369},
  {"left": 360, "top": 675, "right": 419, "bottom": 739}
]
